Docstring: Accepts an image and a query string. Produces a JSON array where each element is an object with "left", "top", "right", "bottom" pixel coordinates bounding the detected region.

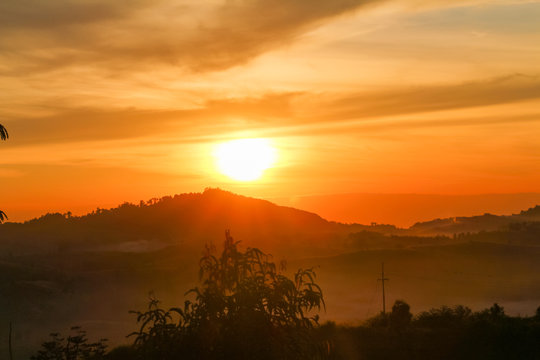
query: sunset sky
[{"left": 1, "top": 0, "right": 540, "bottom": 224}]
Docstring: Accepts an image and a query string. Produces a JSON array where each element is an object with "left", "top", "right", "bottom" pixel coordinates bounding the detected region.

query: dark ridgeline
[
  {"left": 0, "top": 188, "right": 400, "bottom": 258},
  {"left": 3, "top": 188, "right": 540, "bottom": 258},
  {"left": 346, "top": 220, "right": 540, "bottom": 250},
  {"left": 408, "top": 206, "right": 540, "bottom": 235}
]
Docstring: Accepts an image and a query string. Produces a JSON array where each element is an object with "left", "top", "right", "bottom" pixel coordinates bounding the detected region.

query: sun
[{"left": 214, "top": 138, "right": 277, "bottom": 181}]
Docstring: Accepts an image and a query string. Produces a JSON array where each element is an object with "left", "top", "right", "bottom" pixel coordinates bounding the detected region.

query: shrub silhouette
[
  {"left": 31, "top": 326, "right": 108, "bottom": 360},
  {"left": 323, "top": 302, "right": 540, "bottom": 360},
  {"left": 390, "top": 300, "right": 412, "bottom": 329},
  {"left": 129, "top": 230, "right": 327, "bottom": 360},
  {"left": 363, "top": 300, "right": 412, "bottom": 329}
]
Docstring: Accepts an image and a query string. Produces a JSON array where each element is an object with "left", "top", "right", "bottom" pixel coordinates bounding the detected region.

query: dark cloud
[
  {"left": 0, "top": 0, "right": 380, "bottom": 75},
  {"left": 182, "top": 0, "right": 381, "bottom": 71},
  {"left": 0, "top": 0, "right": 143, "bottom": 29}
]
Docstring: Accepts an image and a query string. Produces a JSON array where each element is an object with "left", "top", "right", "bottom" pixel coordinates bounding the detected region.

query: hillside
[
  {"left": 2, "top": 189, "right": 540, "bottom": 258},
  {"left": 0, "top": 188, "right": 392, "bottom": 257},
  {"left": 409, "top": 205, "right": 540, "bottom": 235},
  {"left": 1, "top": 190, "right": 540, "bottom": 357},
  {"left": 288, "top": 193, "right": 540, "bottom": 227}
]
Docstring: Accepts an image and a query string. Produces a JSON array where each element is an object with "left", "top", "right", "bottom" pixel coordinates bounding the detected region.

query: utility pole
[
  {"left": 378, "top": 263, "right": 389, "bottom": 314},
  {"left": 9, "top": 321, "right": 13, "bottom": 360}
]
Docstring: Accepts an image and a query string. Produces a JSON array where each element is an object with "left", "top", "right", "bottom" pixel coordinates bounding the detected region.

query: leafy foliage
[
  {"left": 389, "top": 300, "right": 412, "bottom": 328},
  {"left": 129, "top": 230, "right": 328, "bottom": 359},
  {"left": 415, "top": 304, "right": 473, "bottom": 328},
  {"left": 31, "top": 327, "right": 107, "bottom": 360},
  {"left": 322, "top": 301, "right": 540, "bottom": 360}
]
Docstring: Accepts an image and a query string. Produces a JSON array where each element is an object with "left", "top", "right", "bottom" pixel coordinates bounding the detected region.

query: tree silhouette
[
  {"left": 1, "top": 123, "right": 8, "bottom": 223},
  {"left": 390, "top": 300, "right": 412, "bottom": 329},
  {"left": 129, "top": 230, "right": 328, "bottom": 360}
]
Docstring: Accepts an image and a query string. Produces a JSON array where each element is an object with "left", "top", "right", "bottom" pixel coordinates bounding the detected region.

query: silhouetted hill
[
  {"left": 0, "top": 188, "right": 395, "bottom": 257},
  {"left": 409, "top": 205, "right": 540, "bottom": 235},
  {"left": 519, "top": 205, "right": 540, "bottom": 217},
  {"left": 286, "top": 192, "right": 540, "bottom": 227},
  {"left": 2, "top": 189, "right": 540, "bottom": 258}
]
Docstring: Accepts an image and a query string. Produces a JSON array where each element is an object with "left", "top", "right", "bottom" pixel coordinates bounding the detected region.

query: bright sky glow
[
  {"left": 1, "top": 0, "right": 540, "bottom": 223},
  {"left": 214, "top": 138, "right": 277, "bottom": 181}
]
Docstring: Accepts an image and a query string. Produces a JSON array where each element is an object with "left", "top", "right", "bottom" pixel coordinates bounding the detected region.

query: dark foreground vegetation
[
  {"left": 31, "top": 303, "right": 540, "bottom": 360},
  {"left": 33, "top": 231, "right": 327, "bottom": 360},
  {"left": 30, "top": 233, "right": 540, "bottom": 360},
  {"left": 322, "top": 302, "right": 540, "bottom": 360}
]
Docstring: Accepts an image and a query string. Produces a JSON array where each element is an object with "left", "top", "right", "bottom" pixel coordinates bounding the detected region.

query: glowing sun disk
[{"left": 214, "top": 138, "right": 277, "bottom": 181}]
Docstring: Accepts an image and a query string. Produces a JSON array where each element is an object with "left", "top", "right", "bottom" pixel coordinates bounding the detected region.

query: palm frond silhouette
[
  {"left": 1, "top": 123, "right": 8, "bottom": 222},
  {"left": 0, "top": 124, "right": 8, "bottom": 141}
]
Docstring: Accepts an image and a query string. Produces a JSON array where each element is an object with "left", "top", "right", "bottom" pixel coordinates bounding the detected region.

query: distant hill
[
  {"left": 0, "top": 188, "right": 396, "bottom": 257},
  {"left": 2, "top": 189, "right": 540, "bottom": 257},
  {"left": 285, "top": 193, "right": 540, "bottom": 227},
  {"left": 344, "top": 205, "right": 540, "bottom": 249},
  {"left": 409, "top": 205, "right": 540, "bottom": 235}
]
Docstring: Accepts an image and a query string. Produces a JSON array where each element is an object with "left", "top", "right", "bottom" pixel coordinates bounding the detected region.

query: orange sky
[{"left": 1, "top": 0, "right": 540, "bottom": 224}]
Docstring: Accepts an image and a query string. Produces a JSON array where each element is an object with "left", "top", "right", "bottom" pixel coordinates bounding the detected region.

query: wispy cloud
[
  {"left": 1, "top": 93, "right": 297, "bottom": 146},
  {"left": 3, "top": 74, "right": 540, "bottom": 148},
  {"left": 311, "top": 74, "right": 540, "bottom": 121}
]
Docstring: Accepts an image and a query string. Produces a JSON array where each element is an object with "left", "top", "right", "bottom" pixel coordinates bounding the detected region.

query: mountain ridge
[{"left": 1, "top": 188, "right": 540, "bottom": 256}]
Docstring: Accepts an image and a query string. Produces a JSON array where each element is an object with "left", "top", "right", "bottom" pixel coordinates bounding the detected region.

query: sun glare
[{"left": 214, "top": 138, "right": 277, "bottom": 181}]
